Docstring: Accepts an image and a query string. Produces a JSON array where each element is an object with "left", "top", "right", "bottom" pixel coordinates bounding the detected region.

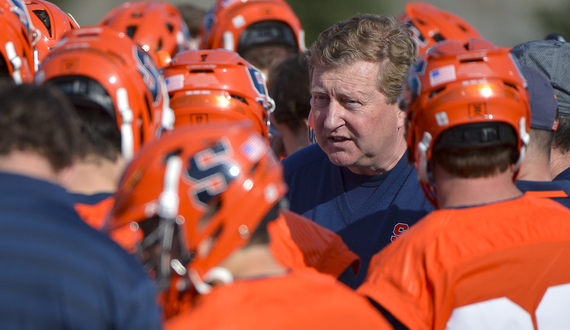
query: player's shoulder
[
  {"left": 281, "top": 144, "right": 328, "bottom": 178},
  {"left": 521, "top": 193, "right": 570, "bottom": 215}
]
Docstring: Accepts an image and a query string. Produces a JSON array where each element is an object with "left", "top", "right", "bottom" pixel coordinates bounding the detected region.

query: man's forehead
[{"left": 310, "top": 61, "right": 380, "bottom": 94}]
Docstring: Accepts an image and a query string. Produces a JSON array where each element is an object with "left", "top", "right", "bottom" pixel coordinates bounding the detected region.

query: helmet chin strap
[
  {"left": 158, "top": 79, "right": 175, "bottom": 138},
  {"left": 176, "top": 31, "right": 186, "bottom": 52},
  {"left": 417, "top": 131, "right": 433, "bottom": 184},
  {"left": 417, "top": 131, "right": 438, "bottom": 207},
  {"left": 223, "top": 31, "right": 234, "bottom": 51},
  {"left": 116, "top": 88, "right": 134, "bottom": 161},
  {"left": 5, "top": 42, "right": 23, "bottom": 84},
  {"left": 512, "top": 117, "right": 530, "bottom": 176},
  {"left": 298, "top": 30, "right": 306, "bottom": 51},
  {"left": 188, "top": 267, "right": 234, "bottom": 295}
]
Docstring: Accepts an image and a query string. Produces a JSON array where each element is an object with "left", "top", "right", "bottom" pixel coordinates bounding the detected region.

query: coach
[{"left": 282, "top": 13, "right": 433, "bottom": 286}]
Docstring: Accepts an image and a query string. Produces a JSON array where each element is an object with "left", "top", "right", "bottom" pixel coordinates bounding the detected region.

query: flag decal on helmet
[{"left": 429, "top": 64, "right": 456, "bottom": 87}]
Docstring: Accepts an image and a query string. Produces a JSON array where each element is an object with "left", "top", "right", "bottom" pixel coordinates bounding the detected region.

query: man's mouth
[{"left": 330, "top": 136, "right": 349, "bottom": 142}]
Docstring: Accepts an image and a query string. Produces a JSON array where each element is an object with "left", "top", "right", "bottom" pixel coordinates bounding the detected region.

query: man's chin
[{"left": 326, "top": 151, "right": 356, "bottom": 168}]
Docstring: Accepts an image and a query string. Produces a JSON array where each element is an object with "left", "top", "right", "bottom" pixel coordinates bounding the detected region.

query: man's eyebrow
[{"left": 310, "top": 86, "right": 326, "bottom": 94}]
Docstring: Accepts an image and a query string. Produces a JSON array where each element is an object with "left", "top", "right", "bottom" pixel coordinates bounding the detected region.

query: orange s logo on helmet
[
  {"left": 183, "top": 138, "right": 239, "bottom": 211},
  {"left": 106, "top": 122, "right": 287, "bottom": 314}
]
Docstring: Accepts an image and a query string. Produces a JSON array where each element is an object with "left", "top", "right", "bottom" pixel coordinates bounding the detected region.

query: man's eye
[{"left": 311, "top": 95, "right": 329, "bottom": 106}]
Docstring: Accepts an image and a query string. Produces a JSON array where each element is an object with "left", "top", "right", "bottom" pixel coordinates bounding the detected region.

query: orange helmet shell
[
  {"left": 100, "top": 1, "right": 191, "bottom": 64},
  {"left": 200, "top": 0, "right": 305, "bottom": 53},
  {"left": 25, "top": 0, "right": 79, "bottom": 66},
  {"left": 37, "top": 26, "right": 171, "bottom": 161},
  {"left": 399, "top": 2, "right": 482, "bottom": 55},
  {"left": 402, "top": 39, "right": 530, "bottom": 205},
  {"left": 162, "top": 49, "right": 274, "bottom": 139},
  {"left": 0, "top": 0, "right": 38, "bottom": 83},
  {"left": 108, "top": 121, "right": 287, "bottom": 284}
]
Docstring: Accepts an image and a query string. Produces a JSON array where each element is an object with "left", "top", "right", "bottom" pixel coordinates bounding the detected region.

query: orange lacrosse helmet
[
  {"left": 162, "top": 48, "right": 275, "bottom": 139},
  {"left": 107, "top": 121, "right": 287, "bottom": 296},
  {"left": 0, "top": 0, "right": 39, "bottom": 83},
  {"left": 199, "top": 0, "right": 305, "bottom": 54},
  {"left": 37, "top": 26, "right": 174, "bottom": 161},
  {"left": 401, "top": 39, "right": 530, "bottom": 206},
  {"left": 100, "top": 1, "right": 191, "bottom": 65},
  {"left": 25, "top": 0, "right": 79, "bottom": 68},
  {"left": 399, "top": 2, "right": 482, "bottom": 55}
]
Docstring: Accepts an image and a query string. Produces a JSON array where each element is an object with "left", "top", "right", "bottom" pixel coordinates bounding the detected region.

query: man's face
[{"left": 310, "top": 60, "right": 405, "bottom": 175}]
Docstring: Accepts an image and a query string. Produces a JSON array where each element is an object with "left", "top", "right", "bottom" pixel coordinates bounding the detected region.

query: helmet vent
[
  {"left": 231, "top": 94, "right": 248, "bottom": 105},
  {"left": 428, "top": 87, "right": 445, "bottom": 100},
  {"left": 432, "top": 33, "right": 445, "bottom": 42},
  {"left": 504, "top": 82, "right": 519, "bottom": 91},
  {"left": 460, "top": 58, "right": 485, "bottom": 63},
  {"left": 126, "top": 26, "right": 137, "bottom": 38},
  {"left": 32, "top": 10, "right": 52, "bottom": 37},
  {"left": 190, "top": 70, "right": 214, "bottom": 74},
  {"left": 166, "top": 23, "right": 174, "bottom": 34}
]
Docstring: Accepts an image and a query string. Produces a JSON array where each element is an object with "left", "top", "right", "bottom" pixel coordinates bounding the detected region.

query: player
[
  {"left": 199, "top": 0, "right": 304, "bottom": 77},
  {"left": 162, "top": 48, "right": 274, "bottom": 139},
  {"left": 511, "top": 40, "right": 570, "bottom": 181},
  {"left": 100, "top": 1, "right": 191, "bottom": 66},
  {"left": 358, "top": 39, "right": 570, "bottom": 330},
  {"left": 267, "top": 52, "right": 311, "bottom": 158},
  {"left": 0, "top": 82, "right": 161, "bottom": 329},
  {"left": 282, "top": 13, "right": 433, "bottom": 287},
  {"left": 37, "top": 26, "right": 173, "bottom": 247},
  {"left": 25, "top": 0, "right": 79, "bottom": 69},
  {"left": 514, "top": 64, "right": 570, "bottom": 207},
  {"left": 106, "top": 122, "right": 391, "bottom": 329},
  {"left": 398, "top": 2, "right": 483, "bottom": 55},
  {"left": 0, "top": 0, "right": 39, "bottom": 83}
]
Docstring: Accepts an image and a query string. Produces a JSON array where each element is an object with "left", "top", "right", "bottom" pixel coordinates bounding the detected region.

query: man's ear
[
  {"left": 397, "top": 107, "right": 406, "bottom": 129},
  {"left": 301, "top": 117, "right": 309, "bottom": 130}
]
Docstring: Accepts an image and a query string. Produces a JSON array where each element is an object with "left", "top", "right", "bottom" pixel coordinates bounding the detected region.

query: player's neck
[
  {"left": 435, "top": 166, "right": 523, "bottom": 209},
  {"left": 0, "top": 151, "right": 72, "bottom": 186},
  {"left": 517, "top": 152, "right": 552, "bottom": 181},
  {"left": 67, "top": 155, "right": 125, "bottom": 195},
  {"left": 221, "top": 245, "right": 289, "bottom": 281},
  {"left": 550, "top": 148, "right": 570, "bottom": 179}
]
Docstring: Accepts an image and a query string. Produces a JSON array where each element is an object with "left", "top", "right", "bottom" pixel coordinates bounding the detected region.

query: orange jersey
[
  {"left": 74, "top": 195, "right": 115, "bottom": 230},
  {"left": 358, "top": 195, "right": 570, "bottom": 330},
  {"left": 268, "top": 210, "right": 360, "bottom": 278},
  {"left": 165, "top": 268, "right": 392, "bottom": 330},
  {"left": 73, "top": 194, "right": 139, "bottom": 252}
]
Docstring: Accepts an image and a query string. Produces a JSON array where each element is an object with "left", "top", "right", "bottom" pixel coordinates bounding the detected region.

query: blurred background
[{"left": 53, "top": 0, "right": 569, "bottom": 48}]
